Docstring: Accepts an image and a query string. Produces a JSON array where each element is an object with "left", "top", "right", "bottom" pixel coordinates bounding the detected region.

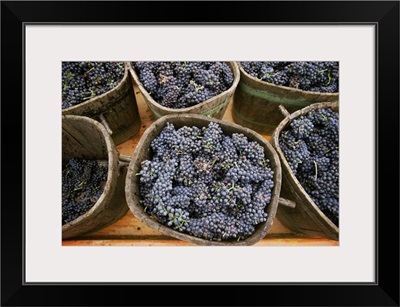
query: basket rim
[
  {"left": 270, "top": 101, "right": 339, "bottom": 232},
  {"left": 237, "top": 61, "right": 339, "bottom": 97},
  {"left": 125, "top": 113, "right": 282, "bottom": 246},
  {"left": 128, "top": 61, "right": 240, "bottom": 113}
]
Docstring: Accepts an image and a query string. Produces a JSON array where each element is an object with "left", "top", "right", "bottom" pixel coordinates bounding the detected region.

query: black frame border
[{"left": 1, "top": 1, "right": 399, "bottom": 306}]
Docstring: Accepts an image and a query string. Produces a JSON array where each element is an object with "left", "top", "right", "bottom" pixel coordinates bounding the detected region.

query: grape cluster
[
  {"left": 132, "top": 62, "right": 234, "bottom": 109},
  {"left": 137, "top": 122, "right": 275, "bottom": 241},
  {"left": 62, "top": 61, "right": 125, "bottom": 109},
  {"left": 279, "top": 107, "right": 339, "bottom": 226},
  {"left": 62, "top": 158, "right": 108, "bottom": 225},
  {"left": 241, "top": 61, "right": 339, "bottom": 93}
]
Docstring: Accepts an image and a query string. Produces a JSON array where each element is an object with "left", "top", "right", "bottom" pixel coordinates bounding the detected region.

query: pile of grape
[
  {"left": 62, "top": 158, "right": 108, "bottom": 225},
  {"left": 62, "top": 61, "right": 125, "bottom": 109},
  {"left": 137, "top": 122, "right": 275, "bottom": 242},
  {"left": 132, "top": 61, "right": 234, "bottom": 109},
  {"left": 241, "top": 61, "right": 339, "bottom": 93},
  {"left": 279, "top": 107, "right": 339, "bottom": 226}
]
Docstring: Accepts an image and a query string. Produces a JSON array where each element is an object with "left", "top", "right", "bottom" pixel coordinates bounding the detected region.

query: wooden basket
[
  {"left": 128, "top": 62, "right": 240, "bottom": 120},
  {"left": 232, "top": 62, "right": 339, "bottom": 135},
  {"left": 62, "top": 62, "right": 141, "bottom": 145},
  {"left": 62, "top": 115, "right": 129, "bottom": 239},
  {"left": 124, "top": 114, "right": 283, "bottom": 246},
  {"left": 270, "top": 102, "right": 339, "bottom": 241}
]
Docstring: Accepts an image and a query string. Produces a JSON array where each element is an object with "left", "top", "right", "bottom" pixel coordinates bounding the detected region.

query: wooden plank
[
  {"left": 64, "top": 209, "right": 293, "bottom": 239},
  {"left": 62, "top": 237, "right": 339, "bottom": 246}
]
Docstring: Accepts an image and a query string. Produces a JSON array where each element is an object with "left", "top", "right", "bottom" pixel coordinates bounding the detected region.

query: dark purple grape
[
  {"left": 132, "top": 61, "right": 234, "bottom": 109},
  {"left": 62, "top": 62, "right": 124, "bottom": 109},
  {"left": 241, "top": 61, "right": 339, "bottom": 93},
  {"left": 279, "top": 107, "right": 339, "bottom": 226},
  {"left": 136, "top": 122, "right": 275, "bottom": 241}
]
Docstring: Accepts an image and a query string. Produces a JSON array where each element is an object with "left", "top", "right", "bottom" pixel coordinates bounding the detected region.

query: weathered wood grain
[
  {"left": 62, "top": 237, "right": 339, "bottom": 246},
  {"left": 270, "top": 102, "right": 340, "bottom": 240},
  {"left": 62, "top": 115, "right": 128, "bottom": 239}
]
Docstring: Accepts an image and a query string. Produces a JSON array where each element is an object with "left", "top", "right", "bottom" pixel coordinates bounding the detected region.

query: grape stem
[
  {"left": 313, "top": 160, "right": 318, "bottom": 179},
  {"left": 326, "top": 72, "right": 332, "bottom": 85},
  {"left": 82, "top": 66, "right": 95, "bottom": 78}
]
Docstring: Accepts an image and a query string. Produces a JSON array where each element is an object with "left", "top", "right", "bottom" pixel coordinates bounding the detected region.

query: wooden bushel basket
[
  {"left": 270, "top": 102, "right": 339, "bottom": 241},
  {"left": 232, "top": 62, "right": 339, "bottom": 135},
  {"left": 128, "top": 62, "right": 240, "bottom": 120},
  {"left": 62, "top": 115, "right": 129, "bottom": 239},
  {"left": 124, "top": 114, "right": 284, "bottom": 246},
  {"left": 62, "top": 62, "right": 141, "bottom": 145}
]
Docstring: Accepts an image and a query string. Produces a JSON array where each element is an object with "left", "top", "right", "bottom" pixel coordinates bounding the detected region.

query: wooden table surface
[{"left": 62, "top": 85, "right": 339, "bottom": 247}]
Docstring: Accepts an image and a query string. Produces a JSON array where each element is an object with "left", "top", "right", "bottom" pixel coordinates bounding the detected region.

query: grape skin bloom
[
  {"left": 62, "top": 158, "right": 108, "bottom": 225},
  {"left": 137, "top": 122, "right": 275, "bottom": 242},
  {"left": 62, "top": 61, "right": 125, "bottom": 109}
]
